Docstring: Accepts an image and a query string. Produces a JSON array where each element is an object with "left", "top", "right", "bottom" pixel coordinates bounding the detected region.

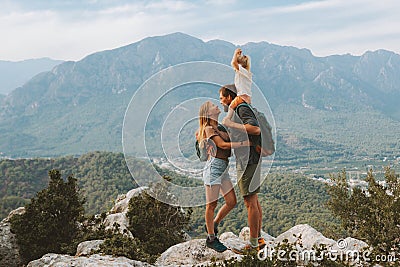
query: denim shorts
[{"left": 203, "top": 157, "right": 230, "bottom": 186}]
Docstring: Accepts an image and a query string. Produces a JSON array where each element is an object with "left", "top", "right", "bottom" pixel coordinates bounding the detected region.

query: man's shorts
[
  {"left": 236, "top": 162, "right": 261, "bottom": 196},
  {"left": 203, "top": 157, "right": 230, "bottom": 186}
]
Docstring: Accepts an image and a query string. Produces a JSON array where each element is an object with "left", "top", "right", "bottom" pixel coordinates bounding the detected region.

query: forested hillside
[
  {"left": 0, "top": 152, "right": 139, "bottom": 219},
  {"left": 1, "top": 152, "right": 341, "bottom": 239}
]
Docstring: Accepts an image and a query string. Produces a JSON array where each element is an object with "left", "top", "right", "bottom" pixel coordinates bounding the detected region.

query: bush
[
  {"left": 126, "top": 178, "right": 192, "bottom": 259},
  {"left": 98, "top": 223, "right": 155, "bottom": 263},
  {"left": 10, "top": 169, "right": 85, "bottom": 263},
  {"left": 326, "top": 168, "right": 400, "bottom": 265}
]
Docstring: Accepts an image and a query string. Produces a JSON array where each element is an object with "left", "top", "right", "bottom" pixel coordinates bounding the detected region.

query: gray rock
[
  {"left": 5, "top": 207, "right": 26, "bottom": 222},
  {"left": 76, "top": 239, "right": 105, "bottom": 256},
  {"left": 0, "top": 207, "right": 25, "bottom": 267},
  {"left": 274, "top": 224, "right": 336, "bottom": 249},
  {"left": 331, "top": 236, "right": 368, "bottom": 252},
  {"left": 104, "top": 187, "right": 148, "bottom": 238},
  {"left": 27, "top": 253, "right": 153, "bottom": 267},
  {"left": 156, "top": 233, "right": 241, "bottom": 267},
  {"left": 110, "top": 187, "right": 148, "bottom": 214},
  {"left": 104, "top": 212, "right": 133, "bottom": 238}
]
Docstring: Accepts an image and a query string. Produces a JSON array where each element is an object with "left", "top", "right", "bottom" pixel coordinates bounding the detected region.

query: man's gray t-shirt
[{"left": 231, "top": 104, "right": 261, "bottom": 165}]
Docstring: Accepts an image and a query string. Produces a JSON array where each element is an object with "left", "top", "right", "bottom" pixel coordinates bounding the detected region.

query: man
[{"left": 219, "top": 84, "right": 266, "bottom": 252}]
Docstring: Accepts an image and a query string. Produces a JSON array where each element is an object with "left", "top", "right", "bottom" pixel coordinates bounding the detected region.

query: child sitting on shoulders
[{"left": 224, "top": 48, "right": 252, "bottom": 122}]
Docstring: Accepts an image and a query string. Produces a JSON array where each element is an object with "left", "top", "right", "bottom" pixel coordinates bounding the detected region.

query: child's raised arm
[{"left": 231, "top": 48, "right": 242, "bottom": 71}]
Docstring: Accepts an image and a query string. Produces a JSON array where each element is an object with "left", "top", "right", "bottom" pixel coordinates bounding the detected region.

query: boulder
[
  {"left": 103, "top": 187, "right": 149, "bottom": 238},
  {"left": 5, "top": 207, "right": 26, "bottom": 221},
  {"left": 274, "top": 224, "right": 336, "bottom": 249},
  {"left": 76, "top": 240, "right": 105, "bottom": 256},
  {"left": 331, "top": 236, "right": 368, "bottom": 251},
  {"left": 104, "top": 212, "right": 133, "bottom": 238},
  {"left": 156, "top": 232, "right": 241, "bottom": 266},
  {"left": 0, "top": 207, "right": 25, "bottom": 267},
  {"left": 110, "top": 187, "right": 148, "bottom": 214},
  {"left": 27, "top": 253, "right": 153, "bottom": 267}
]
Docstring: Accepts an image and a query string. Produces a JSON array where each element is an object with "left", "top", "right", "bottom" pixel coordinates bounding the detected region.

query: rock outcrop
[
  {"left": 275, "top": 224, "right": 368, "bottom": 252},
  {"left": 110, "top": 187, "right": 148, "bottom": 214},
  {"left": 27, "top": 253, "right": 153, "bottom": 267},
  {"left": 156, "top": 232, "right": 242, "bottom": 266},
  {"left": 275, "top": 224, "right": 336, "bottom": 248},
  {"left": 156, "top": 224, "right": 369, "bottom": 266},
  {"left": 76, "top": 240, "right": 105, "bottom": 256},
  {"left": 0, "top": 207, "right": 25, "bottom": 267},
  {"left": 103, "top": 187, "right": 148, "bottom": 238}
]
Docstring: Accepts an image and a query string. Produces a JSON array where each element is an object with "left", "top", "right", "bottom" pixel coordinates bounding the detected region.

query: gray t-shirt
[{"left": 231, "top": 104, "right": 261, "bottom": 165}]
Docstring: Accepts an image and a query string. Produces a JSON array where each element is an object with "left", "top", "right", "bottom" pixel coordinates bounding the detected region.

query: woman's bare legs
[
  {"left": 214, "top": 179, "right": 237, "bottom": 225},
  {"left": 205, "top": 184, "right": 220, "bottom": 234}
]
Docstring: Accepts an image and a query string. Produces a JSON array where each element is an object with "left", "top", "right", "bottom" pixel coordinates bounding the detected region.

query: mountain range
[
  {"left": 1, "top": 32, "right": 399, "bottom": 162},
  {"left": 0, "top": 58, "right": 64, "bottom": 95}
]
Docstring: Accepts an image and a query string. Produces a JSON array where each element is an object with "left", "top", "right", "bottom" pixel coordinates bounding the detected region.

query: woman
[{"left": 196, "top": 101, "right": 251, "bottom": 252}]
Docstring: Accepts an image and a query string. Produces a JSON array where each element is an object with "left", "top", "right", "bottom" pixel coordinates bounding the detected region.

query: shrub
[
  {"left": 326, "top": 168, "right": 400, "bottom": 265},
  {"left": 10, "top": 170, "right": 85, "bottom": 263},
  {"left": 127, "top": 178, "right": 192, "bottom": 259}
]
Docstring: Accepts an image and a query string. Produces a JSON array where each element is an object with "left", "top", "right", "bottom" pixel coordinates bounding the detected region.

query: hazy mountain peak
[
  {"left": 0, "top": 58, "right": 64, "bottom": 95},
  {"left": 206, "top": 38, "right": 235, "bottom": 48}
]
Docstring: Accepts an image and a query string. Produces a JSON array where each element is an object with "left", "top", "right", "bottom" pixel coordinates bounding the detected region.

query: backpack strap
[
  {"left": 235, "top": 102, "right": 256, "bottom": 118},
  {"left": 217, "top": 123, "right": 228, "bottom": 133}
]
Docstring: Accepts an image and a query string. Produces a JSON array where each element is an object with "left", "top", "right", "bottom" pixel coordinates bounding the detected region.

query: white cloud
[
  {"left": 0, "top": 0, "right": 399, "bottom": 60},
  {"left": 145, "top": 0, "right": 197, "bottom": 11},
  {"left": 204, "top": 0, "right": 237, "bottom": 7}
]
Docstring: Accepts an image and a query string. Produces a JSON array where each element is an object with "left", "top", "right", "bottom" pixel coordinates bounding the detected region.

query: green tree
[
  {"left": 127, "top": 177, "right": 192, "bottom": 257},
  {"left": 326, "top": 168, "right": 400, "bottom": 263},
  {"left": 10, "top": 169, "right": 85, "bottom": 263}
]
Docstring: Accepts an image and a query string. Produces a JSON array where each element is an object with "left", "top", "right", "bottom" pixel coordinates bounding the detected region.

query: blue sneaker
[{"left": 206, "top": 237, "right": 227, "bottom": 252}]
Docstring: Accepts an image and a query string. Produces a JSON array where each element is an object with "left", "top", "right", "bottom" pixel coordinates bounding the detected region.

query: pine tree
[
  {"left": 10, "top": 169, "right": 85, "bottom": 263},
  {"left": 326, "top": 168, "right": 400, "bottom": 262}
]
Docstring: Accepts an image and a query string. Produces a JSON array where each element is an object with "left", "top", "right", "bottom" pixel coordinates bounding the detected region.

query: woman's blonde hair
[{"left": 197, "top": 101, "right": 213, "bottom": 145}]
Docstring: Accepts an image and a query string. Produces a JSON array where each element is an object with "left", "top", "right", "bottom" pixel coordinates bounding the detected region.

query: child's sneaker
[{"left": 206, "top": 237, "right": 227, "bottom": 252}]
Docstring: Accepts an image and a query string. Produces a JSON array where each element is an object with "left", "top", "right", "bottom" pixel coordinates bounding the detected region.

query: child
[{"left": 224, "top": 48, "right": 252, "bottom": 122}]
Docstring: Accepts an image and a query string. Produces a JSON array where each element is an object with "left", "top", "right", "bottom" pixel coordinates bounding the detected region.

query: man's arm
[
  {"left": 222, "top": 104, "right": 260, "bottom": 135},
  {"left": 243, "top": 124, "right": 260, "bottom": 135},
  {"left": 222, "top": 119, "right": 260, "bottom": 135}
]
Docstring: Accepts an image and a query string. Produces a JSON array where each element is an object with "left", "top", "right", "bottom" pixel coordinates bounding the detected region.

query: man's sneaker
[
  {"left": 204, "top": 223, "right": 218, "bottom": 235},
  {"left": 206, "top": 237, "right": 227, "bottom": 252},
  {"left": 258, "top": 237, "right": 266, "bottom": 250},
  {"left": 231, "top": 244, "right": 259, "bottom": 255}
]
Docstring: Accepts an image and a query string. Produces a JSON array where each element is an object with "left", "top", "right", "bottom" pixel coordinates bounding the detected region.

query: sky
[{"left": 1, "top": 0, "right": 400, "bottom": 61}]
